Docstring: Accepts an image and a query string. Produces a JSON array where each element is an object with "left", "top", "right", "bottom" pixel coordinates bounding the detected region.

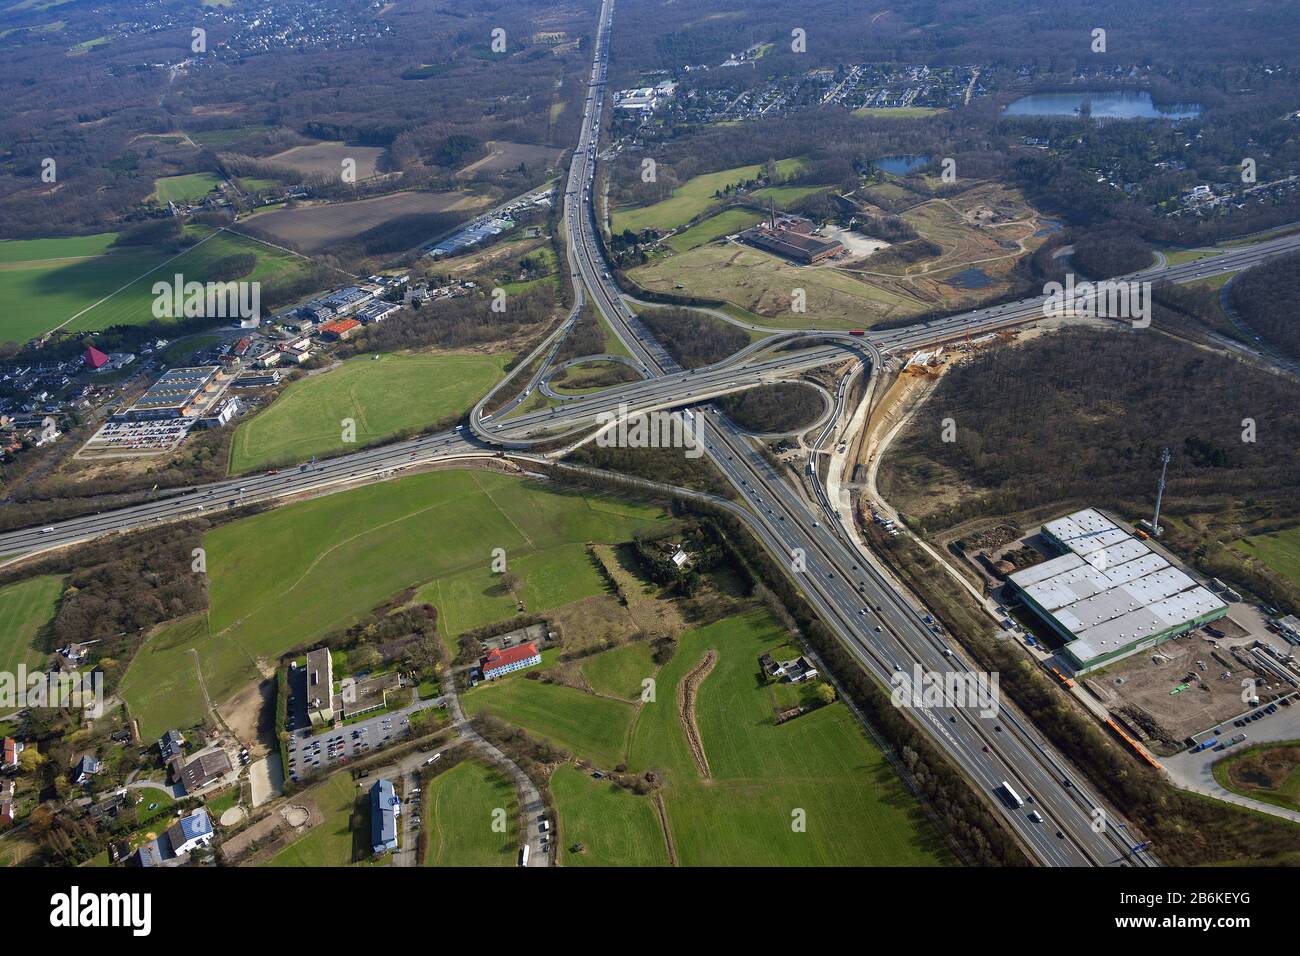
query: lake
[{"left": 1004, "top": 91, "right": 1201, "bottom": 120}]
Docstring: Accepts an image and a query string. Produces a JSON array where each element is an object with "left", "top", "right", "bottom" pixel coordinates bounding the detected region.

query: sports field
[
  {"left": 853, "top": 106, "right": 946, "bottom": 119},
  {"left": 153, "top": 172, "right": 224, "bottom": 204},
  {"left": 190, "top": 470, "right": 664, "bottom": 697},
  {"left": 0, "top": 574, "right": 61, "bottom": 674},
  {"left": 265, "top": 771, "right": 388, "bottom": 867},
  {"left": 611, "top": 158, "right": 805, "bottom": 235},
  {"left": 1234, "top": 527, "right": 1300, "bottom": 590},
  {"left": 422, "top": 760, "right": 519, "bottom": 866},
  {"left": 550, "top": 764, "right": 670, "bottom": 866},
  {"left": 0, "top": 228, "right": 310, "bottom": 342},
  {"left": 228, "top": 352, "right": 511, "bottom": 473}
]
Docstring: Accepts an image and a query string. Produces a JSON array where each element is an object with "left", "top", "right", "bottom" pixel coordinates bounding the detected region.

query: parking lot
[
  {"left": 79, "top": 418, "right": 193, "bottom": 456},
  {"left": 285, "top": 693, "right": 444, "bottom": 784}
]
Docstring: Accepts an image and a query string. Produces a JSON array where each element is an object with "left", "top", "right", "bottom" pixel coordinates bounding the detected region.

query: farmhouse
[
  {"left": 167, "top": 808, "right": 215, "bottom": 855},
  {"left": 170, "top": 748, "right": 232, "bottom": 794},
  {"left": 370, "top": 778, "right": 401, "bottom": 854}
]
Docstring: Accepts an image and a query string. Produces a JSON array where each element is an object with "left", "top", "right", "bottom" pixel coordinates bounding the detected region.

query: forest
[{"left": 1230, "top": 251, "right": 1300, "bottom": 363}]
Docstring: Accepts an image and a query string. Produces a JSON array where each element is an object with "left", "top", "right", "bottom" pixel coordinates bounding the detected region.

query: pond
[
  {"left": 1004, "top": 90, "right": 1201, "bottom": 120},
  {"left": 871, "top": 154, "right": 932, "bottom": 176}
]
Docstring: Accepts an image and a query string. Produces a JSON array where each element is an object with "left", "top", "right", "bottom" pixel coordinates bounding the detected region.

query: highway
[
  {"left": 4, "top": 0, "right": 1293, "bottom": 867},
  {"left": 516, "top": 0, "right": 1157, "bottom": 867}
]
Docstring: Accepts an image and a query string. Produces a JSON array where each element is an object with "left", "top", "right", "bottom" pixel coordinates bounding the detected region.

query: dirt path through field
[
  {"left": 652, "top": 791, "right": 678, "bottom": 866},
  {"left": 678, "top": 650, "right": 717, "bottom": 779}
]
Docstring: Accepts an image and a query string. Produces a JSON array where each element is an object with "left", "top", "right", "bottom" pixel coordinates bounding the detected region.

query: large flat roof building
[
  {"left": 123, "top": 366, "right": 222, "bottom": 421},
  {"left": 1008, "top": 508, "right": 1228, "bottom": 674}
]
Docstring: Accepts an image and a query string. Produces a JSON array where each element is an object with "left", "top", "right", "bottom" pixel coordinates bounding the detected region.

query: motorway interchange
[{"left": 7, "top": 0, "right": 1300, "bottom": 868}]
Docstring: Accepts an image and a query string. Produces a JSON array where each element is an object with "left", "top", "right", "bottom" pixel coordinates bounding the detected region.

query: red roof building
[
  {"left": 318, "top": 318, "right": 361, "bottom": 341},
  {"left": 83, "top": 345, "right": 110, "bottom": 370},
  {"left": 481, "top": 643, "right": 542, "bottom": 680},
  {"left": 2, "top": 737, "right": 22, "bottom": 770}
]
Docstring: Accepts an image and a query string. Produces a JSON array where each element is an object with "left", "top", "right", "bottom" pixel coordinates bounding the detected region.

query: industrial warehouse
[{"left": 1008, "top": 508, "right": 1228, "bottom": 674}]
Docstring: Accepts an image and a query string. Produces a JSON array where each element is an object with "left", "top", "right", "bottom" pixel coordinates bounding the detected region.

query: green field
[
  {"left": 580, "top": 640, "right": 656, "bottom": 700},
  {"left": 229, "top": 351, "right": 511, "bottom": 473},
  {"left": 853, "top": 106, "right": 946, "bottom": 119},
  {"left": 266, "top": 771, "right": 387, "bottom": 866},
  {"left": 422, "top": 760, "right": 519, "bottom": 866},
  {"left": 550, "top": 764, "right": 670, "bottom": 866},
  {"left": 0, "top": 575, "right": 62, "bottom": 674},
  {"left": 611, "top": 158, "right": 805, "bottom": 235},
  {"left": 664, "top": 208, "right": 764, "bottom": 253},
  {"left": 183, "top": 470, "right": 664, "bottom": 701},
  {"left": 1234, "top": 527, "right": 1300, "bottom": 589},
  {"left": 1213, "top": 741, "right": 1300, "bottom": 812},
  {"left": 418, "top": 542, "right": 609, "bottom": 637},
  {"left": 629, "top": 241, "right": 924, "bottom": 330},
  {"left": 463, "top": 676, "right": 637, "bottom": 768},
  {"left": 635, "top": 609, "right": 950, "bottom": 865},
  {"left": 119, "top": 614, "right": 259, "bottom": 739},
  {"left": 488, "top": 606, "right": 949, "bottom": 866},
  {"left": 154, "top": 173, "right": 223, "bottom": 204},
  {"left": 0, "top": 228, "right": 310, "bottom": 343}
]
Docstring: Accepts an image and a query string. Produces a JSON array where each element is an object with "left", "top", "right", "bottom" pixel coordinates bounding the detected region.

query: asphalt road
[{"left": 5, "top": 0, "right": 1296, "bottom": 867}]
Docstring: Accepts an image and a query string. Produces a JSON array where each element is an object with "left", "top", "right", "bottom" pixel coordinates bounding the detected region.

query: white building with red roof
[{"left": 480, "top": 643, "right": 542, "bottom": 680}]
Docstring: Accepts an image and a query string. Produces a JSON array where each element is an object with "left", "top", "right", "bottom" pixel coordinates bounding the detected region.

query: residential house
[
  {"left": 166, "top": 808, "right": 214, "bottom": 856},
  {"left": 2, "top": 737, "right": 23, "bottom": 771},
  {"left": 159, "top": 730, "right": 185, "bottom": 762},
  {"left": 73, "top": 754, "right": 100, "bottom": 785}
]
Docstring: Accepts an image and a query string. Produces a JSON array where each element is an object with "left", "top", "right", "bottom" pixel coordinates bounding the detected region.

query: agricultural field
[
  {"left": 0, "top": 228, "right": 310, "bottom": 342},
  {"left": 1234, "top": 527, "right": 1300, "bottom": 590},
  {"left": 457, "top": 140, "right": 564, "bottom": 178},
  {"left": 422, "top": 760, "right": 519, "bottom": 866},
  {"left": 228, "top": 351, "right": 511, "bottom": 473},
  {"left": 550, "top": 764, "right": 670, "bottom": 866},
  {"left": 189, "top": 470, "right": 664, "bottom": 695},
  {"left": 267, "top": 142, "right": 386, "bottom": 181},
  {"left": 240, "top": 191, "right": 488, "bottom": 253},
  {"left": 0, "top": 574, "right": 62, "bottom": 674},
  {"left": 1213, "top": 741, "right": 1300, "bottom": 812},
  {"left": 611, "top": 158, "right": 805, "bottom": 235},
  {"left": 265, "top": 771, "right": 388, "bottom": 867},
  {"left": 153, "top": 172, "right": 224, "bottom": 204}
]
